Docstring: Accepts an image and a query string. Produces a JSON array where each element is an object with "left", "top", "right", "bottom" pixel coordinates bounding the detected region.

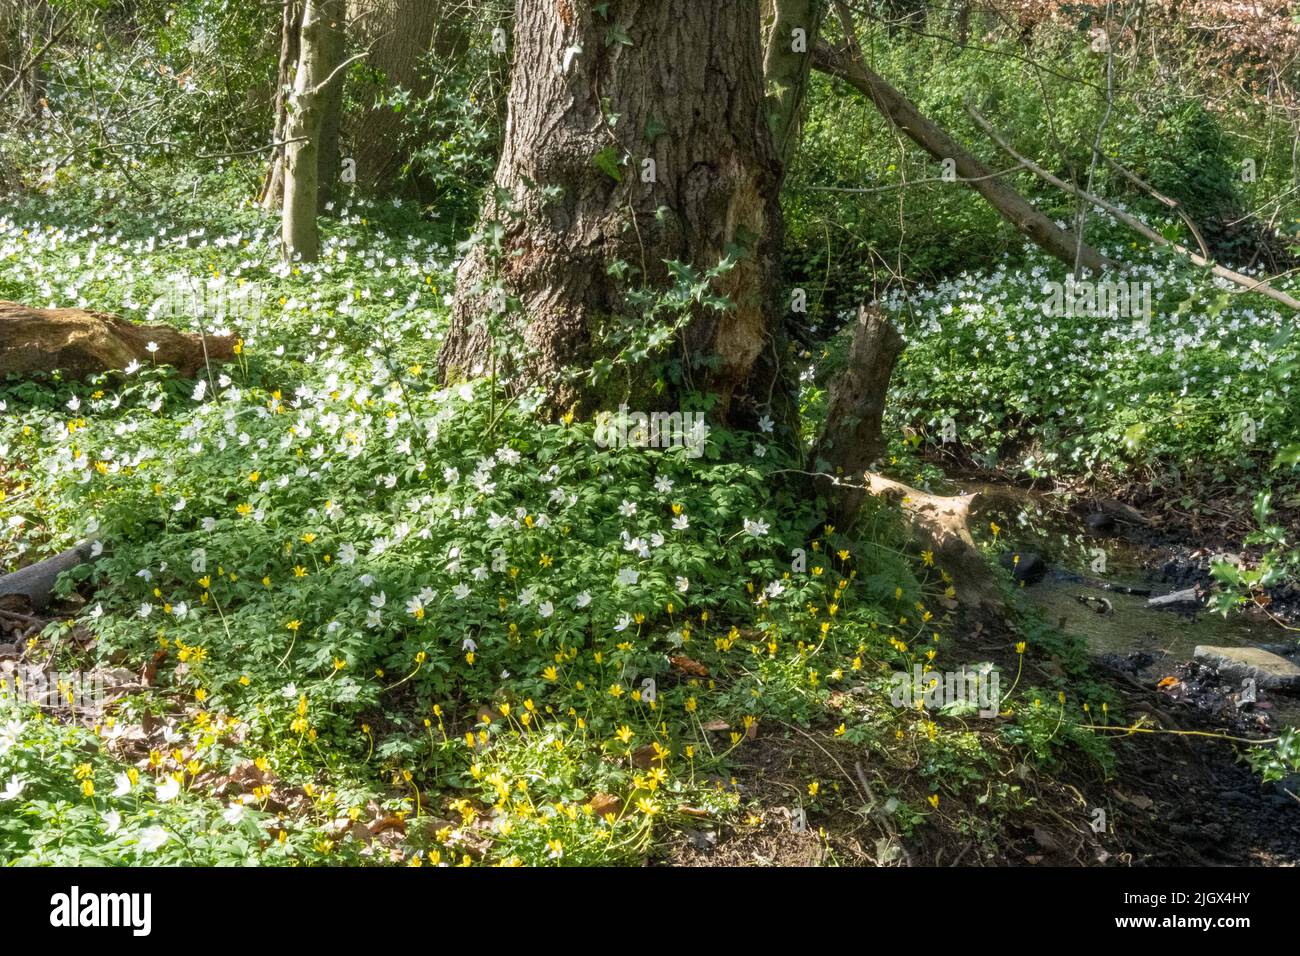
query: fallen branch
[
  {"left": 814, "top": 3, "right": 1114, "bottom": 275},
  {"left": 967, "top": 104, "right": 1300, "bottom": 312}
]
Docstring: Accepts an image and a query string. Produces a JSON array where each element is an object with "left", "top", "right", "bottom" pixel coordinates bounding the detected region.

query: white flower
[
  {"left": 145, "top": 341, "right": 159, "bottom": 354},
  {"left": 156, "top": 776, "right": 181, "bottom": 802},
  {"left": 618, "top": 500, "right": 637, "bottom": 517},
  {"left": 192, "top": 379, "right": 207, "bottom": 401},
  {"left": 453, "top": 583, "right": 470, "bottom": 600},
  {"left": 139, "top": 602, "right": 153, "bottom": 619},
  {"left": 758, "top": 414, "right": 774, "bottom": 433},
  {"left": 223, "top": 803, "right": 246, "bottom": 825},
  {"left": 338, "top": 542, "right": 357, "bottom": 564},
  {"left": 103, "top": 810, "right": 123, "bottom": 835},
  {"left": 617, "top": 567, "right": 639, "bottom": 586},
  {"left": 676, "top": 577, "right": 690, "bottom": 592},
  {"left": 370, "top": 591, "right": 387, "bottom": 609},
  {"left": 366, "top": 609, "right": 383, "bottom": 629},
  {"left": 575, "top": 591, "right": 591, "bottom": 609},
  {"left": 462, "top": 637, "right": 477, "bottom": 652},
  {"left": 138, "top": 826, "right": 169, "bottom": 852},
  {"left": 672, "top": 514, "right": 689, "bottom": 530},
  {"left": 538, "top": 600, "right": 554, "bottom": 618},
  {"left": 0, "top": 775, "right": 26, "bottom": 801},
  {"left": 654, "top": 476, "right": 674, "bottom": 493},
  {"left": 112, "top": 772, "right": 133, "bottom": 797},
  {"left": 743, "top": 517, "right": 770, "bottom": 538},
  {"left": 614, "top": 613, "right": 633, "bottom": 632}
]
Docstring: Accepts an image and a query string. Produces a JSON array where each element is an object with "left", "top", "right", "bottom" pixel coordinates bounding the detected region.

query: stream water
[{"left": 949, "top": 478, "right": 1300, "bottom": 728}]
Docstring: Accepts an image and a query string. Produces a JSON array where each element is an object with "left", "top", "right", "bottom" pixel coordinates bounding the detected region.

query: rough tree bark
[
  {"left": 315, "top": 3, "right": 347, "bottom": 211},
  {"left": 281, "top": 0, "right": 346, "bottom": 261},
  {"left": 440, "top": 0, "right": 791, "bottom": 427},
  {"left": 344, "top": 0, "right": 467, "bottom": 195}
]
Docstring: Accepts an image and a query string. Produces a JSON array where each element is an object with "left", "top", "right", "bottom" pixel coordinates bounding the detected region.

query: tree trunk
[
  {"left": 281, "top": 0, "right": 345, "bottom": 261},
  {"left": 762, "top": 0, "right": 826, "bottom": 170},
  {"left": 344, "top": 0, "right": 457, "bottom": 195},
  {"left": 810, "top": 305, "right": 904, "bottom": 523},
  {"left": 441, "top": 0, "right": 790, "bottom": 428},
  {"left": 315, "top": 2, "right": 346, "bottom": 211},
  {"left": 261, "top": 1, "right": 302, "bottom": 210}
]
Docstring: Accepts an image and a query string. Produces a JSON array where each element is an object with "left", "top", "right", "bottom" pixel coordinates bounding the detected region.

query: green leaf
[
  {"left": 1274, "top": 444, "right": 1300, "bottom": 469},
  {"left": 591, "top": 147, "right": 623, "bottom": 182}
]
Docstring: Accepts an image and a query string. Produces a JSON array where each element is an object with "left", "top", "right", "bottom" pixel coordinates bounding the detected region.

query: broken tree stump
[
  {"left": 810, "top": 305, "right": 905, "bottom": 524},
  {"left": 0, "top": 301, "right": 235, "bottom": 380},
  {"left": 809, "top": 306, "right": 1003, "bottom": 619}
]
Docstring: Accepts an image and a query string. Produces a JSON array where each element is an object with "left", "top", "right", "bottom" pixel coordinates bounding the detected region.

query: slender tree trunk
[
  {"left": 315, "top": 2, "right": 346, "bottom": 211},
  {"left": 763, "top": 0, "right": 826, "bottom": 171},
  {"left": 441, "top": 0, "right": 791, "bottom": 429},
  {"left": 281, "top": 0, "right": 344, "bottom": 261},
  {"left": 261, "top": 1, "right": 302, "bottom": 209}
]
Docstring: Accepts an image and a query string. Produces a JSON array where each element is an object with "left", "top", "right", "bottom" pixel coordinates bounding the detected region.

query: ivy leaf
[
  {"left": 644, "top": 114, "right": 666, "bottom": 143},
  {"left": 591, "top": 147, "right": 623, "bottom": 182},
  {"left": 1274, "top": 444, "right": 1300, "bottom": 469}
]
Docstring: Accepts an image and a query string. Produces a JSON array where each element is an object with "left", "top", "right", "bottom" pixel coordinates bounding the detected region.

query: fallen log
[
  {"left": 0, "top": 301, "right": 236, "bottom": 380},
  {"left": 0, "top": 542, "right": 97, "bottom": 613},
  {"left": 1147, "top": 587, "right": 1201, "bottom": 612},
  {"left": 813, "top": 14, "right": 1113, "bottom": 275},
  {"left": 966, "top": 106, "right": 1300, "bottom": 312}
]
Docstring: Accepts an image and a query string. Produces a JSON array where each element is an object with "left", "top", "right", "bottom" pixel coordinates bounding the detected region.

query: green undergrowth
[{"left": 1, "top": 191, "right": 1111, "bottom": 865}]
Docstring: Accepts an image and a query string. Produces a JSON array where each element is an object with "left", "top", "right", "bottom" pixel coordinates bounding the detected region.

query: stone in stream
[
  {"left": 1147, "top": 587, "right": 1201, "bottom": 611},
  {"left": 998, "top": 550, "right": 1047, "bottom": 584},
  {"left": 1192, "top": 645, "right": 1300, "bottom": 692}
]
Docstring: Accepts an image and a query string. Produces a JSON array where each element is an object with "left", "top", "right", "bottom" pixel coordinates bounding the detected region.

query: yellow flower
[
  {"left": 286, "top": 620, "right": 301, "bottom": 632},
  {"left": 927, "top": 794, "right": 940, "bottom": 809},
  {"left": 807, "top": 781, "right": 820, "bottom": 797},
  {"left": 616, "top": 725, "right": 634, "bottom": 744},
  {"left": 236, "top": 503, "right": 252, "bottom": 516}
]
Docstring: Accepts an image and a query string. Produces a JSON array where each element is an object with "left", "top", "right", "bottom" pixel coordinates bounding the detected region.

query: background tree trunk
[
  {"left": 281, "top": 0, "right": 344, "bottom": 261},
  {"left": 315, "top": 2, "right": 346, "bottom": 211},
  {"left": 441, "top": 0, "right": 790, "bottom": 428},
  {"left": 261, "top": 1, "right": 302, "bottom": 210},
  {"left": 344, "top": 0, "right": 463, "bottom": 195},
  {"left": 762, "top": 0, "right": 826, "bottom": 171}
]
